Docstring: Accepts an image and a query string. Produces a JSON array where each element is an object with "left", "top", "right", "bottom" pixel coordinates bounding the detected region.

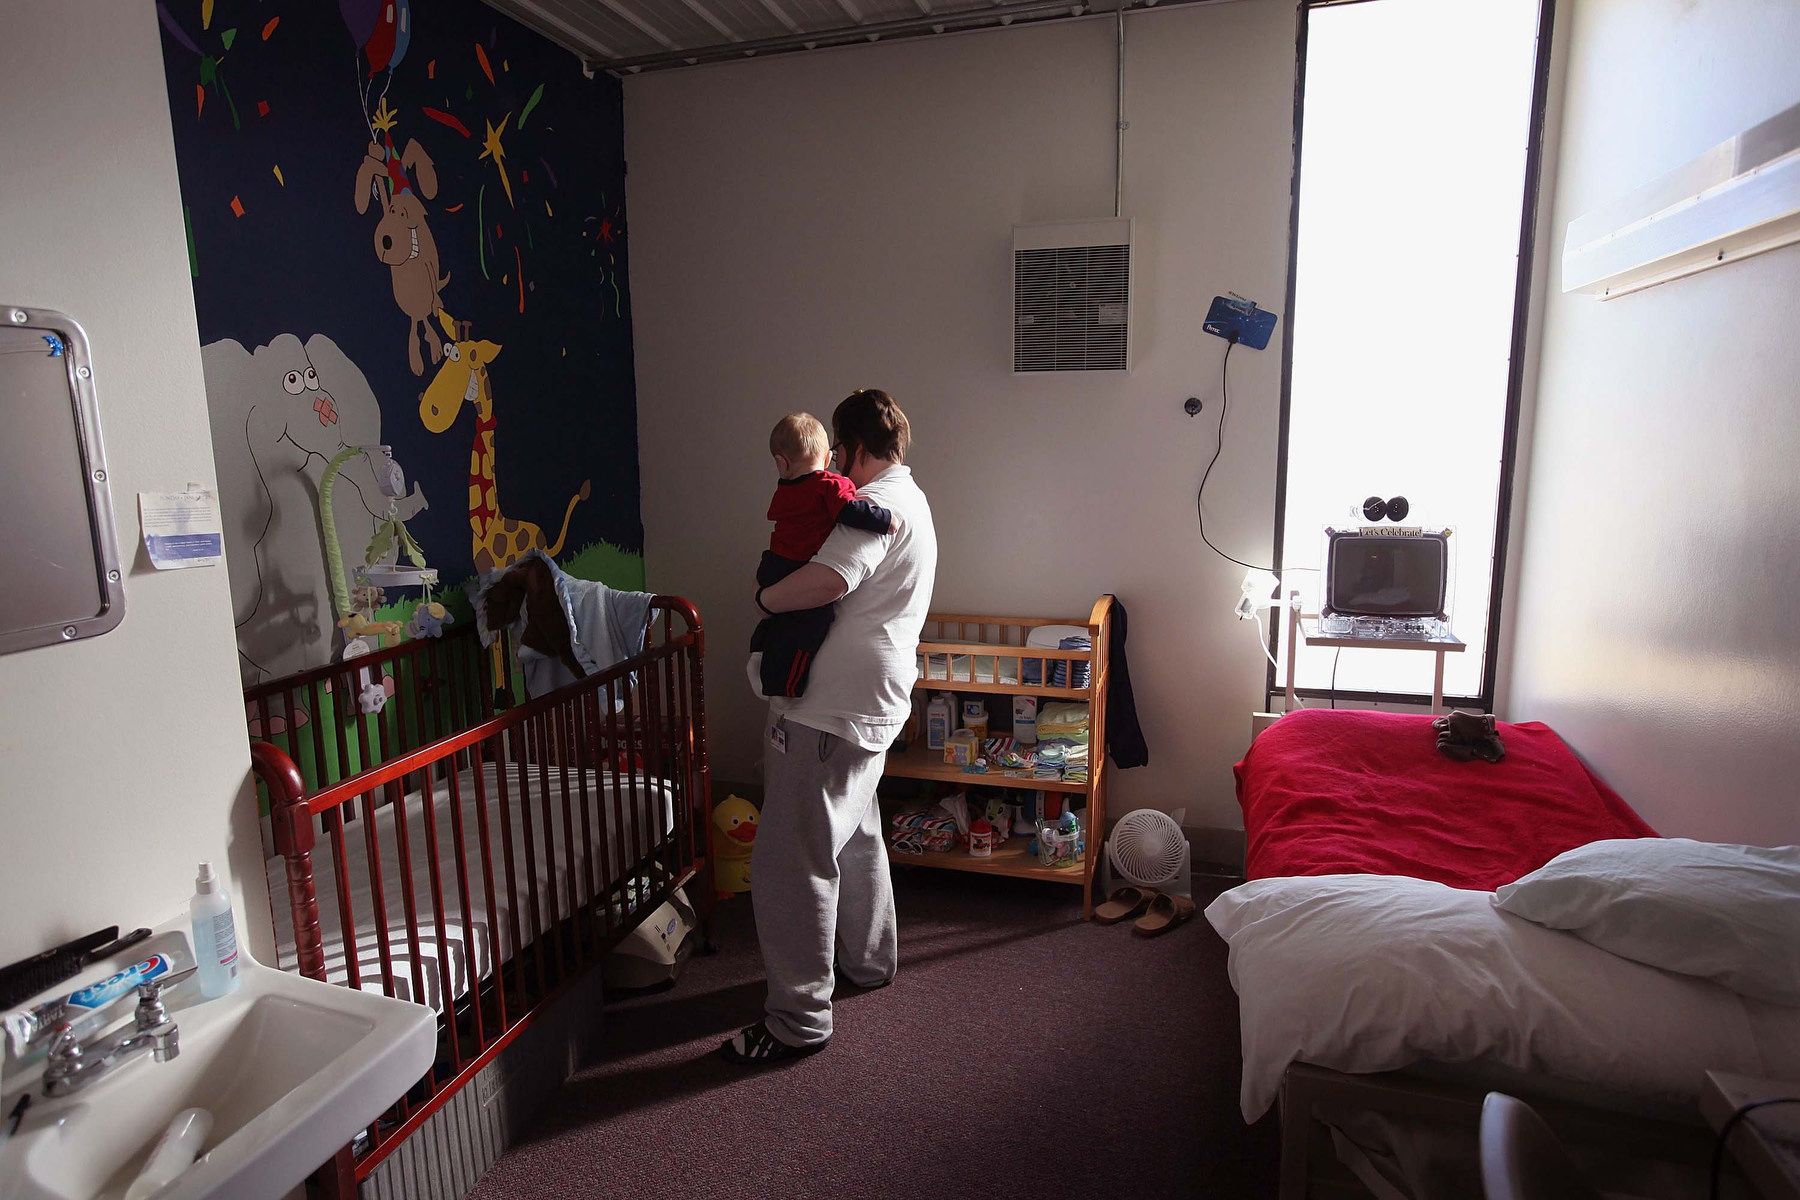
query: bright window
[{"left": 1277, "top": 0, "right": 1546, "bottom": 703}]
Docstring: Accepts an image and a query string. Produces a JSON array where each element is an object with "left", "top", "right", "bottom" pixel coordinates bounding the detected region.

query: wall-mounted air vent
[{"left": 1013, "top": 217, "right": 1133, "bottom": 373}]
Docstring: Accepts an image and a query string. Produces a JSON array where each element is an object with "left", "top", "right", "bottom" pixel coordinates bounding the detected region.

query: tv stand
[{"left": 1282, "top": 593, "right": 1465, "bottom": 714}]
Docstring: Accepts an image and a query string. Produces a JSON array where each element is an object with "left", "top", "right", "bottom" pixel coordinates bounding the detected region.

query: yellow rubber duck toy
[{"left": 712, "top": 794, "right": 759, "bottom": 897}]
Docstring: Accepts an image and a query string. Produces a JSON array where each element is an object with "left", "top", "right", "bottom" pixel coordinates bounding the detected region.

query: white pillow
[
  {"left": 1493, "top": 838, "right": 1800, "bottom": 1005},
  {"left": 1204, "top": 873, "right": 1800, "bottom": 1122}
]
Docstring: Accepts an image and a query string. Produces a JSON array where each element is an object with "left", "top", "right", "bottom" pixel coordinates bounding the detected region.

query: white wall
[
  {"left": 0, "top": 2, "right": 270, "bottom": 964},
  {"left": 1504, "top": 0, "right": 1800, "bottom": 846},
  {"left": 624, "top": 1, "right": 1300, "bottom": 828}
]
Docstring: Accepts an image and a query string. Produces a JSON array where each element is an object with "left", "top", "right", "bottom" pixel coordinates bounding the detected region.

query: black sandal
[{"left": 719, "top": 1020, "right": 829, "bottom": 1065}]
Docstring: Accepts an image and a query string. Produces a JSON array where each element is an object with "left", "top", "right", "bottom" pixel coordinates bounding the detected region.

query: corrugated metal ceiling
[{"left": 483, "top": 0, "right": 1206, "bottom": 74}]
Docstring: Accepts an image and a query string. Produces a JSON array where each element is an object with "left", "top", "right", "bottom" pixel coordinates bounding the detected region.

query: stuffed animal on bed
[{"left": 713, "top": 794, "right": 759, "bottom": 897}]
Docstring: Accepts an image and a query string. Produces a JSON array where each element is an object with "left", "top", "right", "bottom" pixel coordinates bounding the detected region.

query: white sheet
[
  {"left": 1205, "top": 874, "right": 1800, "bottom": 1122},
  {"left": 267, "top": 760, "right": 674, "bottom": 1012}
]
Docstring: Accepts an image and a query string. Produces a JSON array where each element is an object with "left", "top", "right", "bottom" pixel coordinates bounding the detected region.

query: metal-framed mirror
[{"left": 0, "top": 306, "right": 126, "bottom": 654}]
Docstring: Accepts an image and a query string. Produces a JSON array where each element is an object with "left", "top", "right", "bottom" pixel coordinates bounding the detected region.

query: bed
[
  {"left": 1219, "top": 708, "right": 1795, "bottom": 1199},
  {"left": 246, "top": 605, "right": 711, "bottom": 1199},
  {"left": 1237, "top": 708, "right": 1656, "bottom": 887}
]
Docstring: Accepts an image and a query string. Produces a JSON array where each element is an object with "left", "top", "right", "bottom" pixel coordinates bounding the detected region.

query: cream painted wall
[
  {"left": 624, "top": 1, "right": 1299, "bottom": 827},
  {"left": 1505, "top": 0, "right": 1800, "bottom": 846},
  {"left": 0, "top": 3, "right": 271, "bottom": 963}
]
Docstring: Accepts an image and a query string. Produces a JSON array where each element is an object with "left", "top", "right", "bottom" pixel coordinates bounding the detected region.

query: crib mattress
[{"left": 267, "top": 760, "right": 675, "bottom": 1012}]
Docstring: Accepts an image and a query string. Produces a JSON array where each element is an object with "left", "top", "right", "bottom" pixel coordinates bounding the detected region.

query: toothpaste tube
[
  {"left": 66, "top": 954, "right": 177, "bottom": 1013},
  {"left": 2, "top": 937, "right": 193, "bottom": 1058}
]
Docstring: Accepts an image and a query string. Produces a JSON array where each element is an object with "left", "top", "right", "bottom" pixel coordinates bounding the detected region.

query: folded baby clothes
[
  {"left": 1022, "top": 624, "right": 1091, "bottom": 686},
  {"left": 1032, "top": 742, "right": 1067, "bottom": 781},
  {"left": 1048, "top": 635, "right": 1093, "bottom": 690},
  {"left": 994, "top": 744, "right": 1037, "bottom": 770},
  {"left": 1432, "top": 709, "right": 1506, "bottom": 763},
  {"left": 1036, "top": 702, "right": 1091, "bottom": 744},
  {"left": 889, "top": 807, "right": 959, "bottom": 852},
  {"left": 892, "top": 830, "right": 952, "bottom": 854},
  {"left": 1061, "top": 741, "right": 1090, "bottom": 784}
]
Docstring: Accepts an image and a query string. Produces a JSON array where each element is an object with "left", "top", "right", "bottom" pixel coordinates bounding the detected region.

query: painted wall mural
[
  {"left": 157, "top": 0, "right": 643, "bottom": 688},
  {"left": 204, "top": 332, "right": 426, "bottom": 682}
]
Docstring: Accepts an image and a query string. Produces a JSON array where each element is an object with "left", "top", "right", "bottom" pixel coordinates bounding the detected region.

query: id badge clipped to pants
[{"left": 768, "top": 717, "right": 788, "bottom": 755}]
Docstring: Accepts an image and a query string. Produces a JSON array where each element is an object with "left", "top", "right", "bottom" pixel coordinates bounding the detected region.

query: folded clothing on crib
[
  {"left": 1021, "top": 625, "right": 1093, "bottom": 687},
  {"left": 1048, "top": 636, "right": 1092, "bottom": 689}
]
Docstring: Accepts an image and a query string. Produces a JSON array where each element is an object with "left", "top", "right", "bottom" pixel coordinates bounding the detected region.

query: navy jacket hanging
[{"left": 1105, "top": 594, "right": 1149, "bottom": 769}]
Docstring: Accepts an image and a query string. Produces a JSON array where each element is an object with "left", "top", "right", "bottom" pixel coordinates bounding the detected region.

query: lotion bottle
[{"left": 189, "top": 862, "right": 240, "bottom": 998}]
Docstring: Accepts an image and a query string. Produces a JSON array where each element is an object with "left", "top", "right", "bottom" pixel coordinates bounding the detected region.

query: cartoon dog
[{"left": 354, "top": 138, "right": 450, "bottom": 376}]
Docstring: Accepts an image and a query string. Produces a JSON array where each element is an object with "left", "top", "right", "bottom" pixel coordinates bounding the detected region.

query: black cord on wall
[
  {"left": 1195, "top": 339, "right": 1272, "bottom": 574},
  {"left": 1195, "top": 339, "right": 1318, "bottom": 582}
]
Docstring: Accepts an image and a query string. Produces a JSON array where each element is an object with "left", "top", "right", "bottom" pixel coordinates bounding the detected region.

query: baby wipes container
[{"left": 926, "top": 694, "right": 952, "bottom": 750}]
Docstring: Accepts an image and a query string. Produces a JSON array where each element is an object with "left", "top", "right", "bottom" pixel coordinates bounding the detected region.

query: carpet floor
[{"left": 468, "top": 868, "right": 1278, "bottom": 1200}]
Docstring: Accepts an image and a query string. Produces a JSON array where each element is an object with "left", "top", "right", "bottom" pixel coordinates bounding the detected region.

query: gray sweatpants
[{"left": 754, "top": 715, "right": 898, "bottom": 1046}]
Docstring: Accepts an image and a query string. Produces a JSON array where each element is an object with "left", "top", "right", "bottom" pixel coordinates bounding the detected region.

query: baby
[{"left": 750, "top": 412, "right": 893, "bottom": 698}]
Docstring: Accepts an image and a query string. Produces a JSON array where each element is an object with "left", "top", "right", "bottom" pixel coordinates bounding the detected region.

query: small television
[{"left": 1322, "top": 528, "right": 1450, "bottom": 620}]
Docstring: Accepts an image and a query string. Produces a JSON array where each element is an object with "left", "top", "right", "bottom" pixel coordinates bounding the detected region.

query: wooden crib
[{"left": 245, "top": 601, "right": 711, "bottom": 1197}]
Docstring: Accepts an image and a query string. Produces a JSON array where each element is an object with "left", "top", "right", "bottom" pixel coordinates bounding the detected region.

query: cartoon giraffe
[{"left": 419, "top": 312, "right": 591, "bottom": 572}]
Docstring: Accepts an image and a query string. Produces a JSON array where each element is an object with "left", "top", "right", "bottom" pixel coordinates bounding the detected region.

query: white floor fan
[{"left": 1103, "top": 808, "right": 1191, "bottom": 899}]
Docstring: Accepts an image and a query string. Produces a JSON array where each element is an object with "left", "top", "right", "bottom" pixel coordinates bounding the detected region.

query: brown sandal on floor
[
  {"left": 1133, "top": 892, "right": 1197, "bottom": 937},
  {"left": 1093, "top": 885, "right": 1155, "bottom": 924}
]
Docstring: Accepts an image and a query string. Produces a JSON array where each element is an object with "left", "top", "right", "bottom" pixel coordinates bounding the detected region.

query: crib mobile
[{"left": 318, "top": 444, "right": 452, "bottom": 713}]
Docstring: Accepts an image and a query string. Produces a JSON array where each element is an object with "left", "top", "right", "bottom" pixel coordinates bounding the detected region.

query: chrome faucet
[{"left": 41, "top": 969, "right": 195, "bottom": 1098}]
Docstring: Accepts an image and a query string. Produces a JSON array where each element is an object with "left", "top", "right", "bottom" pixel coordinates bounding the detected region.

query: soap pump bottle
[{"left": 189, "top": 861, "right": 240, "bottom": 998}]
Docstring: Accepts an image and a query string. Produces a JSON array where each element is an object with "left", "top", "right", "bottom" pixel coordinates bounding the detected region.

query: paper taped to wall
[{"left": 140, "top": 486, "right": 223, "bottom": 569}]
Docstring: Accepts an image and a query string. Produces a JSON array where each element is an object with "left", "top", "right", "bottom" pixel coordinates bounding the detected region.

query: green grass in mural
[{"left": 559, "top": 540, "right": 647, "bottom": 590}]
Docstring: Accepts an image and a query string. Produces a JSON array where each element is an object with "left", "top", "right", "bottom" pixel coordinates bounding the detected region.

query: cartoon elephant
[
  {"left": 203, "top": 333, "right": 426, "bottom": 684},
  {"left": 355, "top": 138, "right": 450, "bottom": 377}
]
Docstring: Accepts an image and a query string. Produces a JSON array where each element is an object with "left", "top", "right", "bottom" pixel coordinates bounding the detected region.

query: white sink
[{"left": 0, "top": 926, "right": 436, "bottom": 1200}]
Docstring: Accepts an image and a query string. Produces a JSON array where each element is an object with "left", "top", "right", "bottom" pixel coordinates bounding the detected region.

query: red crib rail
[
  {"left": 244, "top": 623, "right": 506, "bottom": 805},
  {"left": 248, "top": 598, "right": 712, "bottom": 1195}
]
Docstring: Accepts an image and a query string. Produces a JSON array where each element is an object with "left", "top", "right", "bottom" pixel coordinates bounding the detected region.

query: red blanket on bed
[{"left": 1234, "top": 709, "right": 1656, "bottom": 890}]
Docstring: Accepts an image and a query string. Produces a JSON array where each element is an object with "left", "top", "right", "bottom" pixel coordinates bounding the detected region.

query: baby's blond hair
[{"left": 770, "top": 412, "right": 829, "bottom": 464}]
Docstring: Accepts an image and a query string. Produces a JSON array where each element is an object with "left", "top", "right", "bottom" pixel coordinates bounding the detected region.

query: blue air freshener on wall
[{"left": 1203, "top": 294, "right": 1278, "bottom": 350}]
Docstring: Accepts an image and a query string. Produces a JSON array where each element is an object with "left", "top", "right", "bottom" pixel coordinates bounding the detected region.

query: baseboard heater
[{"left": 359, "top": 967, "right": 606, "bottom": 1200}]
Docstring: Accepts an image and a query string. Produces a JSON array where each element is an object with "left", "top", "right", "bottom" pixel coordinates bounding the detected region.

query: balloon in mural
[
  {"left": 341, "top": 0, "right": 410, "bottom": 76},
  {"left": 339, "top": 0, "right": 380, "bottom": 49},
  {"left": 390, "top": 0, "right": 413, "bottom": 71},
  {"left": 362, "top": 0, "right": 411, "bottom": 77}
]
